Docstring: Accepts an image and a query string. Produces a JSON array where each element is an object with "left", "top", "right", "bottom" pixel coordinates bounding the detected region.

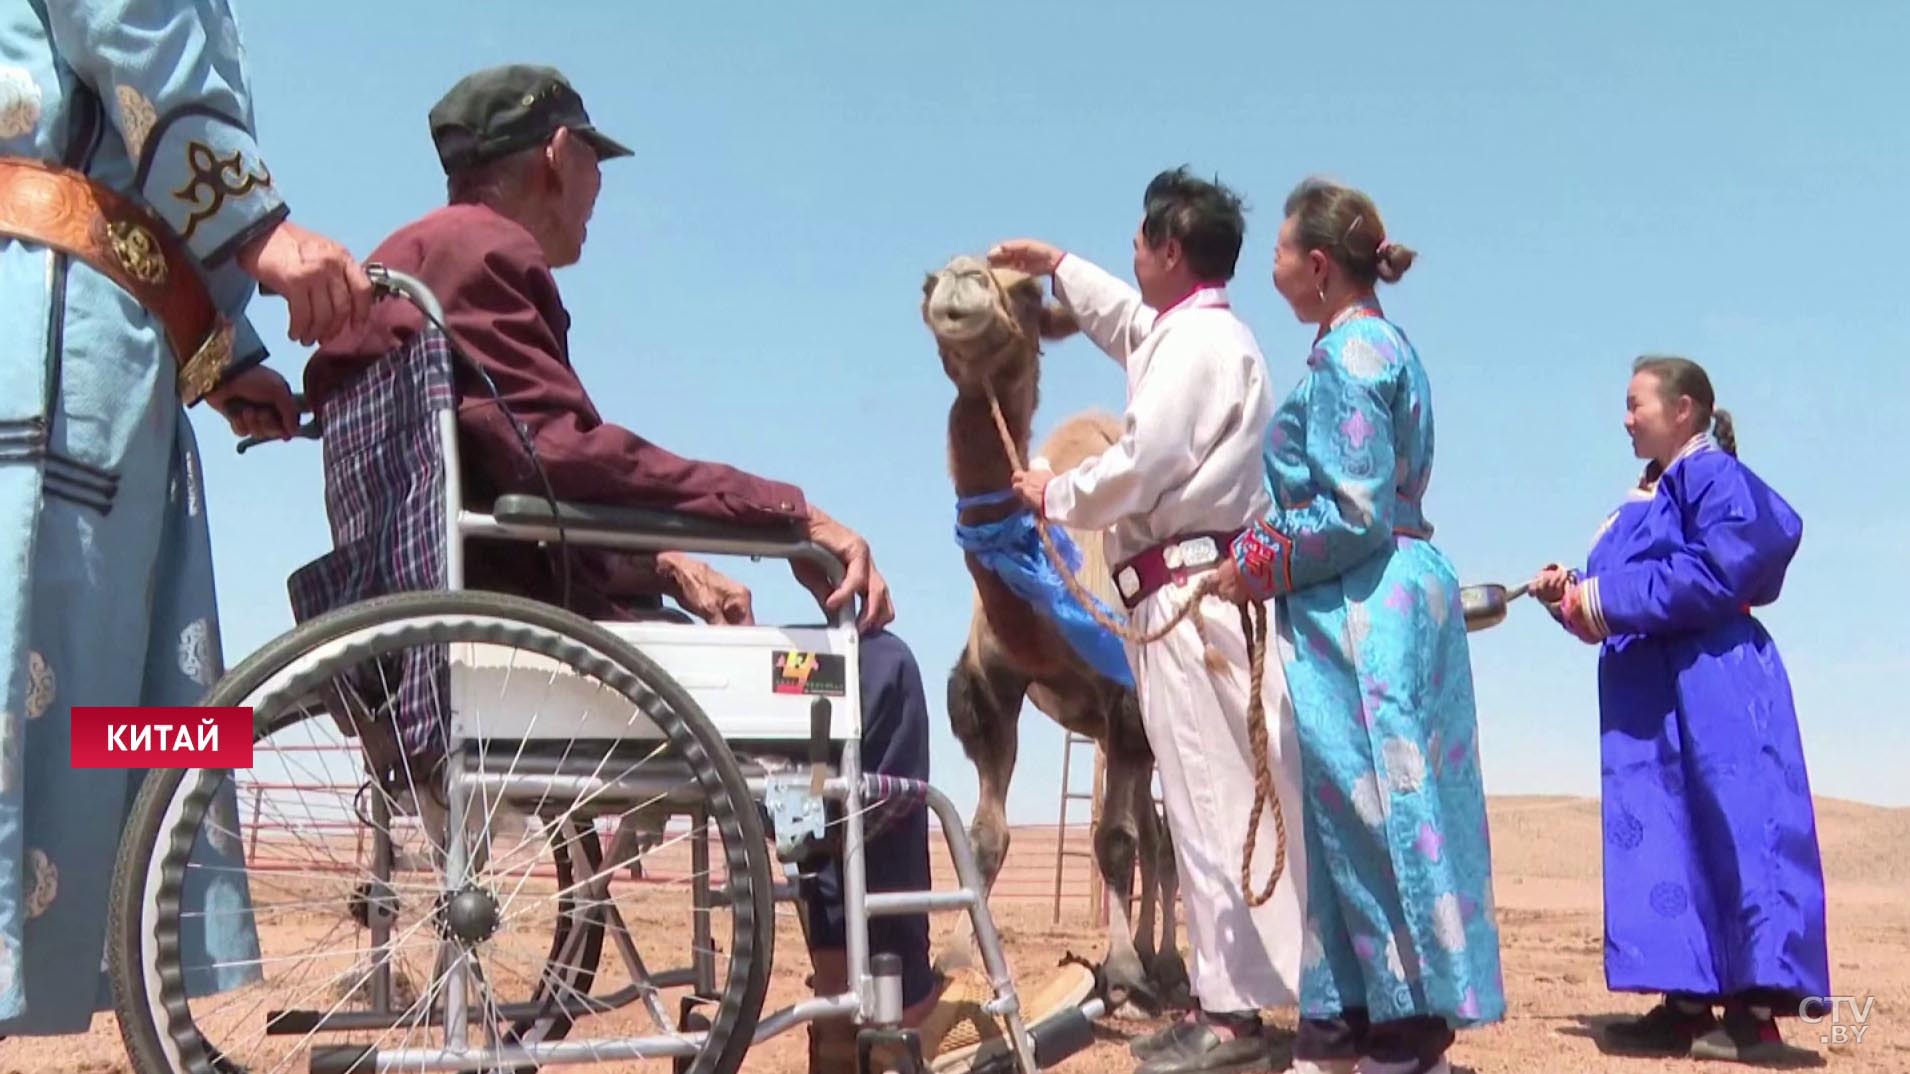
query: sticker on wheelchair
[{"left": 771, "top": 650, "right": 847, "bottom": 697}]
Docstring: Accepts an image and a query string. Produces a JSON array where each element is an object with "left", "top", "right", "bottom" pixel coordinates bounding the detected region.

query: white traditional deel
[{"left": 1040, "top": 252, "right": 1308, "bottom": 1013}]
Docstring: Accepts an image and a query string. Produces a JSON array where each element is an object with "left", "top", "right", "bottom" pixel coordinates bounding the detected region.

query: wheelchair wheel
[{"left": 109, "top": 590, "right": 774, "bottom": 1074}]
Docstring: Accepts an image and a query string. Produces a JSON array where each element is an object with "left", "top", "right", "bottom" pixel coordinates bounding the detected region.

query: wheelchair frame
[{"left": 113, "top": 267, "right": 1102, "bottom": 1074}]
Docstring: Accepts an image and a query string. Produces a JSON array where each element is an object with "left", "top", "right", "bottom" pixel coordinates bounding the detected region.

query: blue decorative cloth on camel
[{"left": 953, "top": 490, "right": 1133, "bottom": 688}]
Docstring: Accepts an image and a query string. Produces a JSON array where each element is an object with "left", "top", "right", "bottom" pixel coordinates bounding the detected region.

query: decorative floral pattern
[
  {"left": 25, "top": 847, "right": 58, "bottom": 919},
  {"left": 25, "top": 650, "right": 54, "bottom": 719},
  {"left": 0, "top": 66, "right": 41, "bottom": 139},
  {"left": 179, "top": 617, "right": 216, "bottom": 686},
  {"left": 116, "top": 84, "right": 157, "bottom": 159}
]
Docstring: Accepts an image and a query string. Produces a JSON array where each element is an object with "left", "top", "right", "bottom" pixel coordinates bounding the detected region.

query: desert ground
[{"left": 4, "top": 795, "right": 1903, "bottom": 1074}]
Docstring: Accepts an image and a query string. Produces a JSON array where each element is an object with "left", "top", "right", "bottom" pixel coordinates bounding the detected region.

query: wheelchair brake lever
[{"left": 237, "top": 420, "right": 321, "bottom": 454}]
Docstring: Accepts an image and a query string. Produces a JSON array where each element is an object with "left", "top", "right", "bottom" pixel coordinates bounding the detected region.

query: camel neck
[{"left": 949, "top": 378, "right": 1035, "bottom": 509}]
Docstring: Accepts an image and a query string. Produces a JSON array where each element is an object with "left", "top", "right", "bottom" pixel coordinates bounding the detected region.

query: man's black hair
[{"left": 1140, "top": 166, "right": 1247, "bottom": 282}]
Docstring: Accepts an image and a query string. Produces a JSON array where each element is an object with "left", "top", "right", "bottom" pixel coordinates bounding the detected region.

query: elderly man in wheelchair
[{"left": 103, "top": 64, "right": 1095, "bottom": 1074}]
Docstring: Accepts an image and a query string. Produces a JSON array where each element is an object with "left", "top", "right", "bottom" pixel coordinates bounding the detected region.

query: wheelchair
[{"left": 105, "top": 268, "right": 1103, "bottom": 1074}]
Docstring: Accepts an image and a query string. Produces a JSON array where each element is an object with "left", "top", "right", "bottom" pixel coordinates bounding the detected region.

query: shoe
[
  {"left": 1355, "top": 1058, "right": 1450, "bottom": 1074},
  {"left": 1131, "top": 1017, "right": 1205, "bottom": 1060},
  {"left": 1689, "top": 1004, "right": 1821, "bottom": 1065},
  {"left": 1133, "top": 1014, "right": 1275, "bottom": 1074},
  {"left": 1278, "top": 1059, "right": 1358, "bottom": 1074},
  {"left": 1601, "top": 1001, "right": 1719, "bottom": 1056},
  {"left": 916, "top": 961, "right": 1098, "bottom": 1073}
]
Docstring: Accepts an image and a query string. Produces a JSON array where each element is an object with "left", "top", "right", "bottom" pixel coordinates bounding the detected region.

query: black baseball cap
[{"left": 428, "top": 64, "right": 633, "bottom": 174}]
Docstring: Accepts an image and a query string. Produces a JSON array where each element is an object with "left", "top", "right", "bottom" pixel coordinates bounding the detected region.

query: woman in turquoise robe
[
  {"left": 0, "top": 0, "right": 364, "bottom": 1034},
  {"left": 1217, "top": 179, "right": 1503, "bottom": 1074},
  {"left": 1541, "top": 357, "right": 1828, "bottom": 1065}
]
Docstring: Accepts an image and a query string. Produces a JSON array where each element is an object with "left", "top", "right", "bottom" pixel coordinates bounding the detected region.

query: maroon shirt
[{"left": 305, "top": 203, "right": 809, "bottom": 609}]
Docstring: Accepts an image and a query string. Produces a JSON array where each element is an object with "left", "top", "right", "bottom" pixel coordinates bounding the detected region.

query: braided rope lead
[
  {"left": 975, "top": 372, "right": 1287, "bottom": 904},
  {"left": 1237, "top": 599, "right": 1286, "bottom": 907}
]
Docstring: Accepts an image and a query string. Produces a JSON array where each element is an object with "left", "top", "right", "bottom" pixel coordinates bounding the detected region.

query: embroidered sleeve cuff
[
  {"left": 1579, "top": 575, "right": 1612, "bottom": 640},
  {"left": 213, "top": 315, "right": 269, "bottom": 388},
  {"left": 1233, "top": 523, "right": 1293, "bottom": 600},
  {"left": 140, "top": 111, "right": 286, "bottom": 267}
]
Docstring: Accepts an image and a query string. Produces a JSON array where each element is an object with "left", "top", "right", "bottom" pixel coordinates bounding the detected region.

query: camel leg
[
  {"left": 1095, "top": 702, "right": 1158, "bottom": 1019},
  {"left": 1131, "top": 769, "right": 1160, "bottom": 973},
  {"left": 1138, "top": 775, "right": 1192, "bottom": 1008},
  {"left": 936, "top": 643, "right": 1026, "bottom": 972}
]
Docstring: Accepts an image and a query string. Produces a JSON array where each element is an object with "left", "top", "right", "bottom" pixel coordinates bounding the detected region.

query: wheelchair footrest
[{"left": 967, "top": 1001, "right": 1102, "bottom": 1074}]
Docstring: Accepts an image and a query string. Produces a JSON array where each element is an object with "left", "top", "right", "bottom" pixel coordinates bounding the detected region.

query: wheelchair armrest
[
  {"left": 484, "top": 495, "right": 847, "bottom": 610},
  {"left": 493, "top": 494, "right": 805, "bottom": 546}
]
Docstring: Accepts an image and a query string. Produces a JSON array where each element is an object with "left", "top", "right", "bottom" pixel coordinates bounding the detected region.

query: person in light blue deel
[
  {"left": 1537, "top": 356, "right": 1828, "bottom": 1066},
  {"left": 1216, "top": 178, "right": 1505, "bottom": 1074},
  {"left": 0, "top": 0, "right": 370, "bottom": 1035}
]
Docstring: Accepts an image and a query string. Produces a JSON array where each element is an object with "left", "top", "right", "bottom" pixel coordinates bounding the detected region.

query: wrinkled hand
[
  {"left": 660, "top": 553, "right": 754, "bottom": 625},
  {"left": 1011, "top": 468, "right": 1053, "bottom": 516},
  {"left": 1212, "top": 556, "right": 1251, "bottom": 605},
  {"left": 987, "top": 238, "right": 1066, "bottom": 277},
  {"left": 1531, "top": 563, "right": 1574, "bottom": 605},
  {"left": 206, "top": 365, "right": 299, "bottom": 441},
  {"left": 796, "top": 507, "right": 895, "bottom": 633},
  {"left": 237, "top": 219, "right": 374, "bottom": 346},
  {"left": 1559, "top": 581, "right": 1601, "bottom": 644}
]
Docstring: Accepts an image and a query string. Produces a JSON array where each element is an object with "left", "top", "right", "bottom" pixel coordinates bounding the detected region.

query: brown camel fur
[{"left": 919, "top": 255, "right": 1190, "bottom": 1015}]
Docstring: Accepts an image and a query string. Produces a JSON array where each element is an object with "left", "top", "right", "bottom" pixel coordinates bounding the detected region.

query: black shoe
[
  {"left": 1689, "top": 1004, "right": 1822, "bottom": 1066},
  {"left": 1134, "top": 1017, "right": 1273, "bottom": 1074},
  {"left": 1130, "top": 1017, "right": 1204, "bottom": 1060},
  {"left": 1601, "top": 1001, "right": 1719, "bottom": 1056}
]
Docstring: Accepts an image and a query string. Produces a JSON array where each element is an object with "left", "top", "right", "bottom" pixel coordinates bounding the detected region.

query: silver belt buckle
[
  {"left": 1117, "top": 565, "right": 1142, "bottom": 599},
  {"left": 1177, "top": 535, "right": 1220, "bottom": 570}
]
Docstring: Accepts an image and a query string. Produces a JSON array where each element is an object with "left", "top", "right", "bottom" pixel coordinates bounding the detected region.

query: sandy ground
[{"left": 4, "top": 795, "right": 1904, "bottom": 1073}]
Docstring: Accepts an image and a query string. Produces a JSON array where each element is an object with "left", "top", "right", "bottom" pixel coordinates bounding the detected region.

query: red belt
[{"left": 1112, "top": 530, "right": 1241, "bottom": 610}]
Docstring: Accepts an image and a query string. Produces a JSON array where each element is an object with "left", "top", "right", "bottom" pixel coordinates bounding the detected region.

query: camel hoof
[
  {"left": 1150, "top": 950, "right": 1194, "bottom": 1011},
  {"left": 1102, "top": 948, "right": 1161, "bottom": 1020}
]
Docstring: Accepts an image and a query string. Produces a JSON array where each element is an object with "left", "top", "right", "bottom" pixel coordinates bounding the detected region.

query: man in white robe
[{"left": 991, "top": 166, "right": 1307, "bottom": 1074}]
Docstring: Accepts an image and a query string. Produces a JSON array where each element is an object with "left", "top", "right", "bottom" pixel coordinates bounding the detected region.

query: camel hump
[
  {"left": 1033, "top": 409, "right": 1126, "bottom": 612},
  {"left": 1035, "top": 410, "right": 1123, "bottom": 473}
]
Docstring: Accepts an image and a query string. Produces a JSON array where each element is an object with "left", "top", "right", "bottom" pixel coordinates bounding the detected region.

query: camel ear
[
  {"left": 921, "top": 272, "right": 940, "bottom": 299},
  {"left": 1038, "top": 303, "right": 1079, "bottom": 341}
]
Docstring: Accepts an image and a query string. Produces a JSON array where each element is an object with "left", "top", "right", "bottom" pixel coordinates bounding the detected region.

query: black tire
[{"left": 108, "top": 590, "right": 774, "bottom": 1074}]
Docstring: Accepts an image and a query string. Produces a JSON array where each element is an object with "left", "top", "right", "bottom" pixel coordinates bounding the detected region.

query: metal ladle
[{"left": 1460, "top": 580, "right": 1532, "bottom": 632}]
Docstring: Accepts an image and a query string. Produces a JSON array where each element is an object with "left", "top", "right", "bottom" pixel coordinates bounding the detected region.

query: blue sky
[{"left": 199, "top": 1, "right": 1909, "bottom": 822}]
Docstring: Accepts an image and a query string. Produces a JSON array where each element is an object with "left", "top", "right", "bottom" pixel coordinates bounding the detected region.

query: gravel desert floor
[{"left": 5, "top": 795, "right": 1903, "bottom": 1074}]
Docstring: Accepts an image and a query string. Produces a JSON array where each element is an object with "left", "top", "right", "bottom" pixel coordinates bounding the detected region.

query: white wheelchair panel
[{"left": 449, "top": 621, "right": 862, "bottom": 742}]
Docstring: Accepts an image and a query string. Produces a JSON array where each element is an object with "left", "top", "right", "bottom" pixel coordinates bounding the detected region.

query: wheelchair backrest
[{"left": 289, "top": 328, "right": 459, "bottom": 625}]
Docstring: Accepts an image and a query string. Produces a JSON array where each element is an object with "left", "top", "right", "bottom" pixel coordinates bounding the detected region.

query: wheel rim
[{"left": 115, "top": 596, "right": 771, "bottom": 1074}]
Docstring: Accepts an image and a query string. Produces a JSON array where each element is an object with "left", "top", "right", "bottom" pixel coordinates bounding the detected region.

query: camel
[{"left": 919, "top": 255, "right": 1190, "bottom": 1016}]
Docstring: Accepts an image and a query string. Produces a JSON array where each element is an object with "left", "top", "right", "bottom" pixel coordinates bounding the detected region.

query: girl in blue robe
[
  {"left": 1217, "top": 178, "right": 1504, "bottom": 1074},
  {"left": 1540, "top": 356, "right": 1829, "bottom": 1065}
]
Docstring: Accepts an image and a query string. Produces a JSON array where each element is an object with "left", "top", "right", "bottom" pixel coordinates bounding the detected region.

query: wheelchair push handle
[
  {"left": 237, "top": 264, "right": 443, "bottom": 454},
  {"left": 235, "top": 392, "right": 316, "bottom": 454}
]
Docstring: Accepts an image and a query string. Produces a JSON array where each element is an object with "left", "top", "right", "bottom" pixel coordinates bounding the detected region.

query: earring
[{"left": 1316, "top": 284, "right": 1326, "bottom": 302}]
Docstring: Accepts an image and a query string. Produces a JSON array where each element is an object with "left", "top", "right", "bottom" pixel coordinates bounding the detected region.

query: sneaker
[
  {"left": 1601, "top": 1001, "right": 1719, "bottom": 1056},
  {"left": 917, "top": 961, "right": 1098, "bottom": 1072},
  {"left": 1689, "top": 1004, "right": 1821, "bottom": 1065}
]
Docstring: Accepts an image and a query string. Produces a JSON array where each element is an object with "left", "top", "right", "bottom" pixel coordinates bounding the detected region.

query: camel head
[{"left": 922, "top": 255, "right": 1078, "bottom": 389}]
